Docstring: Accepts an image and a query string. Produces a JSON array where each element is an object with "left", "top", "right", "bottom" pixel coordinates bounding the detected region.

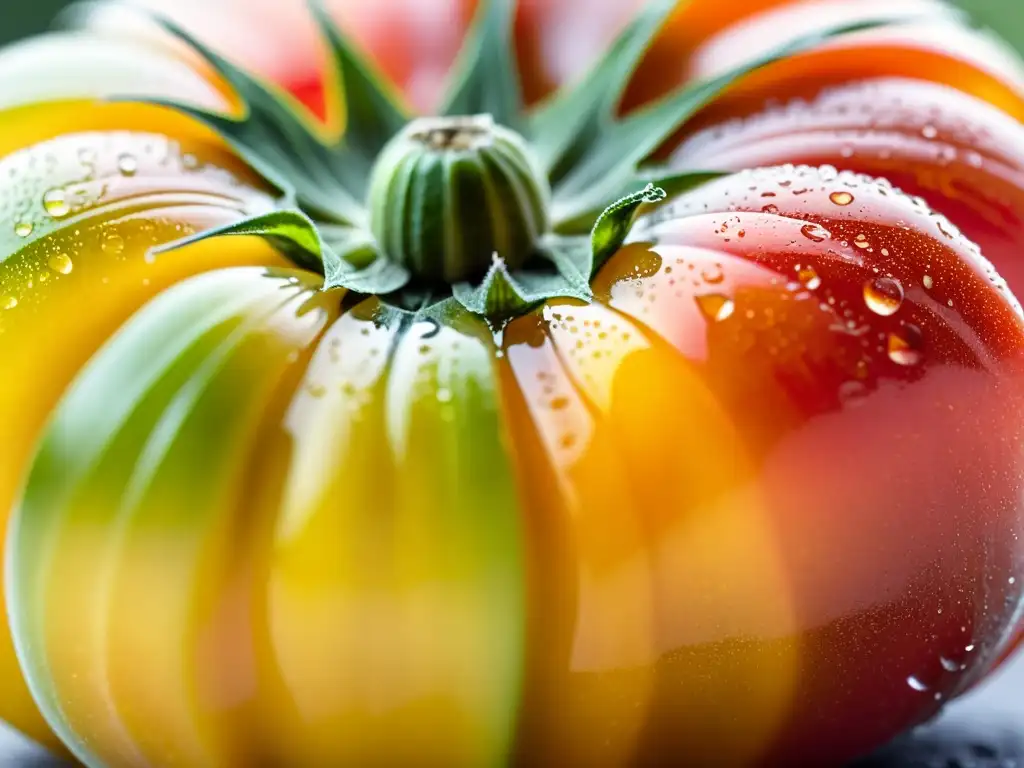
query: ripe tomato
[{"left": 0, "top": 1, "right": 1021, "bottom": 767}]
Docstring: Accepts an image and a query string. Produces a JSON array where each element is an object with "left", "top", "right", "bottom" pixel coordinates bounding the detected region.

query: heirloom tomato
[{"left": 0, "top": 0, "right": 1023, "bottom": 767}]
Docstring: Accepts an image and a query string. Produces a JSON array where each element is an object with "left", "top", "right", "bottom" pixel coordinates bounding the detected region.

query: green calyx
[
  {"left": 106, "top": 0, "right": 910, "bottom": 322},
  {"left": 367, "top": 114, "right": 550, "bottom": 284}
]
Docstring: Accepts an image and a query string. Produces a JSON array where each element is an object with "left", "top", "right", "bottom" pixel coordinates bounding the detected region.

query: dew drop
[
  {"left": 42, "top": 188, "right": 70, "bottom": 218},
  {"left": 102, "top": 233, "right": 125, "bottom": 255},
  {"left": 117, "top": 153, "right": 139, "bottom": 176},
  {"left": 864, "top": 277, "right": 904, "bottom": 316},
  {"left": 14, "top": 221, "right": 33, "bottom": 238},
  {"left": 550, "top": 396, "right": 570, "bottom": 411},
  {"left": 800, "top": 223, "right": 829, "bottom": 243},
  {"left": 696, "top": 294, "right": 735, "bottom": 323},
  {"left": 307, "top": 383, "right": 327, "bottom": 399},
  {"left": 906, "top": 675, "right": 929, "bottom": 692},
  {"left": 940, "top": 657, "right": 961, "bottom": 673},
  {"left": 1, "top": 296, "right": 17, "bottom": 310},
  {"left": 48, "top": 253, "right": 73, "bottom": 275},
  {"left": 436, "top": 388, "right": 453, "bottom": 404},
  {"left": 922, "top": 124, "right": 938, "bottom": 139},
  {"left": 923, "top": 275, "right": 934, "bottom": 290},
  {"left": 761, "top": 204, "right": 780, "bottom": 214},
  {"left": 797, "top": 265, "right": 822, "bottom": 290},
  {"left": 829, "top": 191, "right": 854, "bottom": 206},
  {"left": 701, "top": 263, "right": 725, "bottom": 285},
  {"left": 888, "top": 324, "right": 924, "bottom": 366}
]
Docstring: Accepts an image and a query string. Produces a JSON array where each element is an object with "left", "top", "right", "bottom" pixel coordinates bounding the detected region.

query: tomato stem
[{"left": 366, "top": 114, "right": 552, "bottom": 285}]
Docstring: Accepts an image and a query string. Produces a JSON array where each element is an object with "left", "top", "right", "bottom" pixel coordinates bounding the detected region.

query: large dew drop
[
  {"left": 48, "top": 253, "right": 73, "bottom": 275},
  {"left": 863, "top": 277, "right": 904, "bottom": 317},
  {"left": 906, "top": 675, "right": 929, "bottom": 692},
  {"left": 888, "top": 325, "right": 924, "bottom": 366},
  {"left": 42, "top": 188, "right": 70, "bottom": 219},
  {"left": 696, "top": 294, "right": 736, "bottom": 323}
]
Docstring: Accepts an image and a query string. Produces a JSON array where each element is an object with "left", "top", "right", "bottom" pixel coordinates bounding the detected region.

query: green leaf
[
  {"left": 528, "top": 0, "right": 680, "bottom": 179},
  {"left": 150, "top": 209, "right": 410, "bottom": 296},
  {"left": 439, "top": 0, "right": 523, "bottom": 131},
  {"left": 553, "top": 168, "right": 725, "bottom": 233},
  {"left": 453, "top": 253, "right": 591, "bottom": 319},
  {"left": 126, "top": 16, "right": 367, "bottom": 225},
  {"left": 536, "top": 234, "right": 594, "bottom": 294},
  {"left": 307, "top": 0, "right": 409, "bottom": 189},
  {"left": 553, "top": 17, "right": 899, "bottom": 217},
  {"left": 320, "top": 225, "right": 411, "bottom": 294},
  {"left": 590, "top": 183, "right": 666, "bottom": 276}
]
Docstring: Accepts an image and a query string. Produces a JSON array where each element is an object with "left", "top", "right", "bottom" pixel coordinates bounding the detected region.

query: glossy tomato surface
[{"left": 0, "top": 1, "right": 1022, "bottom": 767}]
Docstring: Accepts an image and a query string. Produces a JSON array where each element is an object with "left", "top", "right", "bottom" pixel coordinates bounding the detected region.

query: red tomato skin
[
  {"left": 520, "top": 163, "right": 1024, "bottom": 766},
  {"left": 673, "top": 77, "right": 1024, "bottom": 303}
]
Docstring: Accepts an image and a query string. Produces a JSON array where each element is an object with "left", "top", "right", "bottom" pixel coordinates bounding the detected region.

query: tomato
[
  {"left": 0, "top": 1, "right": 1022, "bottom": 766},
  {"left": 81, "top": 0, "right": 1024, "bottom": 117}
]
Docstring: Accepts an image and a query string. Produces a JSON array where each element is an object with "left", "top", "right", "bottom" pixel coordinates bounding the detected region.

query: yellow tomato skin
[{"left": 0, "top": 105, "right": 284, "bottom": 750}]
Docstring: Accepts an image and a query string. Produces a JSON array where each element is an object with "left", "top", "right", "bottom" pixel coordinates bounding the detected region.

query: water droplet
[
  {"left": 940, "top": 657, "right": 961, "bottom": 673},
  {"left": 922, "top": 124, "right": 938, "bottom": 139},
  {"left": 14, "top": 221, "right": 33, "bottom": 238},
  {"left": 1, "top": 296, "right": 17, "bottom": 310},
  {"left": 966, "top": 644, "right": 976, "bottom": 652},
  {"left": 1010, "top": 577, "right": 1017, "bottom": 586},
  {"left": 907, "top": 675, "right": 929, "bottom": 692},
  {"left": 854, "top": 234, "right": 871, "bottom": 250},
  {"left": 117, "top": 153, "right": 139, "bottom": 176},
  {"left": 864, "top": 277, "right": 904, "bottom": 316},
  {"left": 800, "top": 223, "right": 829, "bottom": 242},
  {"left": 797, "top": 265, "right": 822, "bottom": 290},
  {"left": 436, "top": 387, "right": 452, "bottom": 404},
  {"left": 550, "top": 396, "right": 570, "bottom": 411},
  {"left": 888, "top": 325, "right": 924, "bottom": 366},
  {"left": 923, "top": 275, "right": 934, "bottom": 290},
  {"left": 762, "top": 204, "right": 780, "bottom": 214},
  {"left": 307, "top": 383, "right": 327, "bottom": 399},
  {"left": 102, "top": 233, "right": 125, "bottom": 255},
  {"left": 42, "top": 188, "right": 70, "bottom": 218},
  {"left": 965, "top": 151, "right": 983, "bottom": 168},
  {"left": 48, "top": 253, "right": 73, "bottom": 275},
  {"left": 696, "top": 294, "right": 735, "bottom": 322},
  {"left": 829, "top": 191, "right": 854, "bottom": 206},
  {"left": 701, "top": 263, "right": 725, "bottom": 284}
]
